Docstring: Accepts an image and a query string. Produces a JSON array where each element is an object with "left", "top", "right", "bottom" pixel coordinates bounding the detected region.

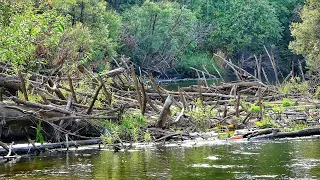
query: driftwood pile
[{"left": 0, "top": 56, "right": 319, "bottom": 158}]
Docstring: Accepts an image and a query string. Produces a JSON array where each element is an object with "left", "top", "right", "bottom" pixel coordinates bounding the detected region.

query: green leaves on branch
[
  {"left": 122, "top": 1, "right": 198, "bottom": 69},
  {"left": 290, "top": 0, "right": 320, "bottom": 71},
  {"left": 0, "top": 2, "right": 67, "bottom": 69},
  {"left": 209, "top": 0, "right": 282, "bottom": 54}
]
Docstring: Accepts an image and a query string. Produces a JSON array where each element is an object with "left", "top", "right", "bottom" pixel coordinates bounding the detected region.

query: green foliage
[
  {"left": 176, "top": 52, "right": 223, "bottom": 77},
  {"left": 249, "top": 104, "right": 261, "bottom": 113},
  {"left": 52, "top": 0, "right": 121, "bottom": 69},
  {"left": 55, "top": 24, "right": 92, "bottom": 67},
  {"left": 315, "top": 86, "right": 320, "bottom": 99},
  {"left": 272, "top": 105, "right": 284, "bottom": 113},
  {"left": 279, "top": 77, "right": 309, "bottom": 94},
  {"left": 0, "top": 1, "right": 67, "bottom": 69},
  {"left": 281, "top": 98, "right": 296, "bottom": 107},
  {"left": 35, "top": 119, "right": 44, "bottom": 144},
  {"left": 218, "top": 132, "right": 232, "bottom": 139},
  {"left": 186, "top": 98, "right": 217, "bottom": 131},
  {"left": 290, "top": 0, "right": 320, "bottom": 72},
  {"left": 122, "top": 1, "right": 198, "bottom": 69},
  {"left": 102, "top": 111, "right": 148, "bottom": 143},
  {"left": 255, "top": 116, "right": 278, "bottom": 129},
  {"left": 143, "top": 131, "right": 151, "bottom": 142},
  {"left": 208, "top": 0, "right": 282, "bottom": 54},
  {"left": 282, "top": 122, "right": 309, "bottom": 132}
]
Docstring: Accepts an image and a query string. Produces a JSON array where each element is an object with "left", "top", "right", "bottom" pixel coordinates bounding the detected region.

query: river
[{"left": 1, "top": 139, "right": 320, "bottom": 179}]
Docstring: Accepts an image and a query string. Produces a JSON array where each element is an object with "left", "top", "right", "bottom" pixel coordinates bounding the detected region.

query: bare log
[
  {"left": 264, "top": 46, "right": 280, "bottom": 85},
  {"left": 86, "top": 84, "right": 103, "bottom": 115},
  {"left": 243, "top": 128, "right": 280, "bottom": 139},
  {"left": 157, "top": 95, "right": 173, "bottom": 129},
  {"left": 140, "top": 80, "right": 147, "bottom": 115},
  {"left": 10, "top": 96, "right": 71, "bottom": 115},
  {"left": 0, "top": 73, "right": 21, "bottom": 91},
  {"left": 67, "top": 74, "right": 78, "bottom": 103},
  {"left": 18, "top": 70, "right": 28, "bottom": 101},
  {"left": 105, "top": 67, "right": 125, "bottom": 77},
  {"left": 250, "top": 127, "right": 320, "bottom": 140},
  {"left": 0, "top": 139, "right": 102, "bottom": 156},
  {"left": 98, "top": 75, "right": 112, "bottom": 105},
  {"left": 131, "top": 66, "right": 143, "bottom": 113}
]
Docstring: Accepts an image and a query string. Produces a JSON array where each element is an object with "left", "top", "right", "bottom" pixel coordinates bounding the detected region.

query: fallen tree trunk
[
  {"left": 243, "top": 128, "right": 280, "bottom": 139},
  {"left": 157, "top": 95, "right": 173, "bottom": 129},
  {"left": 10, "top": 96, "right": 72, "bottom": 115},
  {"left": 250, "top": 127, "right": 320, "bottom": 140},
  {"left": 0, "top": 73, "right": 21, "bottom": 91},
  {"left": 0, "top": 139, "right": 102, "bottom": 156}
]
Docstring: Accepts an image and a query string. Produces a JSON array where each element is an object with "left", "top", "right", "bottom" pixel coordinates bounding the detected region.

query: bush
[
  {"left": 281, "top": 98, "right": 296, "bottom": 107},
  {"left": 279, "top": 77, "right": 309, "bottom": 94}
]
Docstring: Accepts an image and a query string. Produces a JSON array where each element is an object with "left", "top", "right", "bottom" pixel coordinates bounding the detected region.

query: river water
[{"left": 1, "top": 139, "right": 320, "bottom": 179}]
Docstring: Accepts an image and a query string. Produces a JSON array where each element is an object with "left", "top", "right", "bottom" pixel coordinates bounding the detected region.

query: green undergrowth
[
  {"left": 101, "top": 110, "right": 150, "bottom": 145},
  {"left": 279, "top": 77, "right": 309, "bottom": 95},
  {"left": 281, "top": 98, "right": 297, "bottom": 107},
  {"left": 282, "top": 122, "right": 310, "bottom": 132},
  {"left": 186, "top": 98, "right": 217, "bottom": 132},
  {"left": 255, "top": 116, "right": 278, "bottom": 129}
]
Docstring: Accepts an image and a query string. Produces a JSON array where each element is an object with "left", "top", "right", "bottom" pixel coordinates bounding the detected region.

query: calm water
[
  {"left": 162, "top": 79, "right": 219, "bottom": 91},
  {"left": 1, "top": 139, "right": 320, "bottom": 179}
]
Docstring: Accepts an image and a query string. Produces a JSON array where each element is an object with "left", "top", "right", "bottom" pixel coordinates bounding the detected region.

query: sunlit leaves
[
  {"left": 289, "top": 0, "right": 320, "bottom": 71},
  {"left": 122, "top": 1, "right": 198, "bottom": 68}
]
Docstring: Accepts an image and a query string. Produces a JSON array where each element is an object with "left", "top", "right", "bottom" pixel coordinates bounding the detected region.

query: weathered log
[
  {"left": 18, "top": 70, "right": 29, "bottom": 101},
  {"left": 131, "top": 66, "right": 143, "bottom": 114},
  {"left": 105, "top": 67, "right": 125, "bottom": 77},
  {"left": 250, "top": 127, "right": 320, "bottom": 140},
  {"left": 0, "top": 73, "right": 21, "bottom": 91},
  {"left": 10, "top": 96, "right": 71, "bottom": 115},
  {"left": 0, "top": 139, "right": 102, "bottom": 156},
  {"left": 157, "top": 95, "right": 173, "bottom": 129},
  {"left": 243, "top": 128, "right": 280, "bottom": 139},
  {"left": 45, "top": 81, "right": 66, "bottom": 100},
  {"left": 87, "top": 83, "right": 103, "bottom": 115},
  {"left": 148, "top": 72, "right": 165, "bottom": 101},
  {"left": 140, "top": 80, "right": 147, "bottom": 115},
  {"left": 67, "top": 74, "right": 78, "bottom": 103},
  {"left": 98, "top": 75, "right": 112, "bottom": 105}
]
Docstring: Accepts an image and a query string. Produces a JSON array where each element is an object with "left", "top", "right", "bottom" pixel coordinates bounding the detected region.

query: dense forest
[
  {"left": 1, "top": 0, "right": 316, "bottom": 77},
  {"left": 0, "top": 0, "right": 320, "bottom": 154}
]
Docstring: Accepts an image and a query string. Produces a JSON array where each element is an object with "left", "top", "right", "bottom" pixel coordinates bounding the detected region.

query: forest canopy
[{"left": 0, "top": 0, "right": 316, "bottom": 78}]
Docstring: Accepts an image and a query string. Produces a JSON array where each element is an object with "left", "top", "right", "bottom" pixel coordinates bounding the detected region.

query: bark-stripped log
[{"left": 157, "top": 95, "right": 173, "bottom": 129}]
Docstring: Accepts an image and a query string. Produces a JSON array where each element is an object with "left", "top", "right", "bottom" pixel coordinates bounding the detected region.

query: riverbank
[{"left": 0, "top": 61, "right": 320, "bottom": 159}]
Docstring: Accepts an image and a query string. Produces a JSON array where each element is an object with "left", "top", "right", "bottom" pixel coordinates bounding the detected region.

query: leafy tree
[
  {"left": 289, "top": 0, "right": 320, "bottom": 89},
  {"left": 52, "top": 0, "right": 121, "bottom": 69},
  {"left": 0, "top": 1, "right": 67, "bottom": 69},
  {"left": 209, "top": 0, "right": 282, "bottom": 55},
  {"left": 268, "top": 0, "right": 304, "bottom": 73},
  {"left": 121, "top": 1, "right": 198, "bottom": 74},
  {"left": 289, "top": 0, "right": 320, "bottom": 71}
]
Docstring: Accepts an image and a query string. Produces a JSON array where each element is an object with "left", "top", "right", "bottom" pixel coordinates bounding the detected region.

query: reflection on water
[{"left": 1, "top": 139, "right": 320, "bottom": 179}]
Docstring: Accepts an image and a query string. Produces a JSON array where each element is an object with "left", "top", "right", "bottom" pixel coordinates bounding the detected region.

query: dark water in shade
[
  {"left": 162, "top": 79, "right": 218, "bottom": 91},
  {"left": 1, "top": 139, "right": 320, "bottom": 180}
]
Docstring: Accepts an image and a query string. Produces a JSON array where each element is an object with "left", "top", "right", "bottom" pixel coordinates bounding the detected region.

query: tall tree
[
  {"left": 289, "top": 0, "right": 320, "bottom": 87},
  {"left": 290, "top": 0, "right": 320, "bottom": 71},
  {"left": 121, "top": 1, "right": 199, "bottom": 74}
]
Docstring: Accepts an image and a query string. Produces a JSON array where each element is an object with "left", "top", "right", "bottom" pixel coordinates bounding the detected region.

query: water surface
[{"left": 1, "top": 139, "right": 320, "bottom": 179}]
